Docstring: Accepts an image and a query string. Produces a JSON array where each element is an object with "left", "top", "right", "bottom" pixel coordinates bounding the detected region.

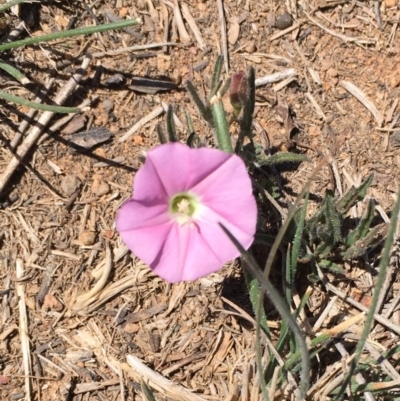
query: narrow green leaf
[
  {"left": 336, "top": 174, "right": 373, "bottom": 214},
  {"left": 211, "top": 95, "right": 233, "bottom": 153},
  {"left": 0, "top": 60, "right": 30, "bottom": 84},
  {"left": 325, "top": 191, "right": 342, "bottom": 243},
  {"left": 166, "top": 105, "right": 177, "bottom": 142},
  {"left": 141, "top": 381, "right": 157, "bottom": 401},
  {"left": 0, "top": 91, "right": 79, "bottom": 113},
  {"left": 261, "top": 152, "right": 308, "bottom": 166},
  {"left": 0, "top": 0, "right": 30, "bottom": 13},
  {"left": 184, "top": 109, "right": 195, "bottom": 135},
  {"left": 235, "top": 67, "right": 256, "bottom": 153},
  {"left": 342, "top": 223, "right": 388, "bottom": 260},
  {"left": 156, "top": 123, "right": 167, "bottom": 144},
  {"left": 345, "top": 198, "right": 375, "bottom": 247},
  {"left": 291, "top": 193, "right": 309, "bottom": 280},
  {"left": 334, "top": 190, "right": 400, "bottom": 400},
  {"left": 318, "top": 259, "right": 345, "bottom": 274},
  {"left": 210, "top": 55, "right": 223, "bottom": 96},
  {"left": 220, "top": 224, "right": 310, "bottom": 400},
  {"left": 0, "top": 19, "right": 139, "bottom": 52},
  {"left": 185, "top": 80, "right": 212, "bottom": 125}
]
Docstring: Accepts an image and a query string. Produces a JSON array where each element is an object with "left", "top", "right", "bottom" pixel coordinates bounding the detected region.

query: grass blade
[
  {"left": 334, "top": 190, "right": 400, "bottom": 400},
  {"left": 0, "top": 91, "right": 79, "bottom": 113},
  {"left": 0, "top": 19, "right": 139, "bottom": 52}
]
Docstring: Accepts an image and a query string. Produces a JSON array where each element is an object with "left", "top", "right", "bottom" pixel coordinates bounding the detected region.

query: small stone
[
  {"left": 79, "top": 231, "right": 96, "bottom": 245},
  {"left": 119, "top": 7, "right": 129, "bottom": 18},
  {"left": 42, "top": 294, "right": 63, "bottom": 312},
  {"left": 60, "top": 175, "right": 80, "bottom": 197},
  {"left": 276, "top": 12, "right": 293, "bottom": 30},
  {"left": 91, "top": 179, "right": 110, "bottom": 196},
  {"left": 267, "top": 12, "right": 276, "bottom": 28},
  {"left": 327, "top": 67, "right": 338, "bottom": 77},
  {"left": 245, "top": 41, "right": 256, "bottom": 53},
  {"left": 390, "top": 75, "right": 400, "bottom": 88},
  {"left": 102, "top": 98, "right": 114, "bottom": 113},
  {"left": 320, "top": 59, "right": 332, "bottom": 71}
]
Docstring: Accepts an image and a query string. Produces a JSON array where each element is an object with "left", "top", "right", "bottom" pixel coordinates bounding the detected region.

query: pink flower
[{"left": 116, "top": 142, "right": 257, "bottom": 283}]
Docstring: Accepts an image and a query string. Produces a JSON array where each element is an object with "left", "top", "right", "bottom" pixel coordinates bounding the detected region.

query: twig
[
  {"left": 118, "top": 105, "right": 164, "bottom": 142},
  {"left": 181, "top": 3, "right": 206, "bottom": 49},
  {"left": 89, "top": 42, "right": 179, "bottom": 58},
  {"left": 305, "top": 92, "right": 327, "bottom": 121},
  {"left": 0, "top": 56, "right": 91, "bottom": 195},
  {"left": 217, "top": 0, "right": 229, "bottom": 73},
  {"left": 374, "top": 0, "right": 382, "bottom": 30},
  {"left": 126, "top": 354, "right": 210, "bottom": 401},
  {"left": 269, "top": 22, "right": 302, "bottom": 41},
  {"left": 16, "top": 259, "right": 32, "bottom": 401},
  {"left": 163, "top": 0, "right": 191, "bottom": 44},
  {"left": 255, "top": 68, "right": 297, "bottom": 87},
  {"left": 305, "top": 11, "right": 376, "bottom": 45},
  {"left": 340, "top": 80, "right": 384, "bottom": 126}
]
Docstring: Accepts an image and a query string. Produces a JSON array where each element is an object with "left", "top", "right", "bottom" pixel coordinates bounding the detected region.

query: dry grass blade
[
  {"left": 163, "top": 0, "right": 191, "bottom": 45},
  {"left": 16, "top": 259, "right": 32, "bottom": 401},
  {"left": 340, "top": 80, "right": 384, "bottom": 126},
  {"left": 255, "top": 69, "right": 297, "bottom": 87},
  {"left": 118, "top": 105, "right": 164, "bottom": 142},
  {"left": 181, "top": 3, "right": 207, "bottom": 49},
  {"left": 126, "top": 354, "right": 209, "bottom": 401},
  {"left": 217, "top": 0, "right": 229, "bottom": 72},
  {"left": 71, "top": 243, "right": 112, "bottom": 312}
]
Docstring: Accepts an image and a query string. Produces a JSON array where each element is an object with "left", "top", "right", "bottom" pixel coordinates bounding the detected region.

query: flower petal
[
  {"left": 145, "top": 143, "right": 233, "bottom": 196},
  {"left": 191, "top": 153, "right": 257, "bottom": 238},
  {"left": 151, "top": 223, "right": 225, "bottom": 282}
]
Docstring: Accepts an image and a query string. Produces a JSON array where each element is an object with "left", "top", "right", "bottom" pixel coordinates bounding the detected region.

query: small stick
[
  {"left": 373, "top": 0, "right": 382, "bottom": 30},
  {"left": 306, "top": 11, "right": 376, "bottom": 45},
  {"left": 255, "top": 68, "right": 297, "bottom": 87},
  {"left": 217, "top": 0, "right": 229, "bottom": 73},
  {"left": 118, "top": 105, "right": 164, "bottom": 142},
  {"left": 163, "top": 0, "right": 191, "bottom": 44},
  {"left": 126, "top": 354, "right": 209, "bottom": 401},
  {"left": 0, "top": 56, "right": 91, "bottom": 195},
  {"left": 270, "top": 22, "right": 302, "bottom": 41},
  {"left": 160, "top": 1, "right": 169, "bottom": 53},
  {"left": 16, "top": 259, "right": 32, "bottom": 401},
  {"left": 340, "top": 80, "right": 384, "bottom": 126},
  {"left": 305, "top": 92, "right": 327, "bottom": 121},
  {"left": 181, "top": 3, "right": 207, "bottom": 49}
]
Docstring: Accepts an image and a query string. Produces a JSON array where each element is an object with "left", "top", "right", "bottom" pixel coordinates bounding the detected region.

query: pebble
[
  {"left": 60, "top": 174, "right": 80, "bottom": 197},
  {"left": 91, "top": 178, "right": 110, "bottom": 196},
  {"left": 327, "top": 67, "right": 338, "bottom": 77},
  {"left": 266, "top": 12, "right": 276, "bottom": 28},
  {"left": 79, "top": 230, "right": 96, "bottom": 245},
  {"left": 276, "top": 12, "right": 293, "bottom": 30},
  {"left": 245, "top": 41, "right": 256, "bottom": 53}
]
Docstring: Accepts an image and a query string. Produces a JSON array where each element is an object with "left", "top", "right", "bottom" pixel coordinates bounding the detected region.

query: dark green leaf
[
  {"left": 261, "top": 152, "right": 308, "bottom": 166},
  {"left": 336, "top": 175, "right": 373, "bottom": 214},
  {"left": 345, "top": 198, "right": 375, "bottom": 247},
  {"left": 166, "top": 105, "right": 178, "bottom": 142},
  {"left": 185, "top": 80, "right": 213, "bottom": 125},
  {"left": 319, "top": 259, "right": 345, "bottom": 274},
  {"left": 342, "top": 223, "right": 388, "bottom": 260}
]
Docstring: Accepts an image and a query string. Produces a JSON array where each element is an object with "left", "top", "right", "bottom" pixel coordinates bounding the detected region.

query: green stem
[{"left": 0, "top": 19, "right": 138, "bottom": 52}]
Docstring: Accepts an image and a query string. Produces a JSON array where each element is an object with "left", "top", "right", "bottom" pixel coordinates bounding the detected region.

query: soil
[{"left": 1, "top": 0, "right": 400, "bottom": 400}]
